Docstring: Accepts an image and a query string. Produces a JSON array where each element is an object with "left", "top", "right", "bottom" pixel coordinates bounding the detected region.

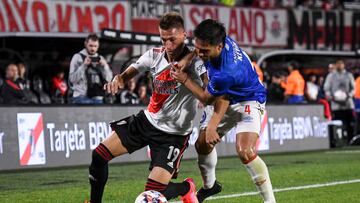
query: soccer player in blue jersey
[{"left": 171, "top": 19, "right": 276, "bottom": 203}]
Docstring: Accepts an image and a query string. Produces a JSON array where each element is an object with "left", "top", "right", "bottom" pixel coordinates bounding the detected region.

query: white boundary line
[{"left": 171, "top": 179, "right": 360, "bottom": 202}]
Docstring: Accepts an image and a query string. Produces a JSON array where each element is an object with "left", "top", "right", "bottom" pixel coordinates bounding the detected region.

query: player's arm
[
  {"left": 105, "top": 49, "right": 152, "bottom": 95},
  {"left": 184, "top": 77, "right": 216, "bottom": 105},
  {"left": 206, "top": 96, "right": 229, "bottom": 146},
  {"left": 104, "top": 66, "right": 139, "bottom": 95},
  {"left": 170, "top": 68, "right": 215, "bottom": 104},
  {"left": 177, "top": 50, "right": 197, "bottom": 71}
]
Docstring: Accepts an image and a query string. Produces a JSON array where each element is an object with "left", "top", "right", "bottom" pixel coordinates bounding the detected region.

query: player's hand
[
  {"left": 84, "top": 57, "right": 91, "bottom": 66},
  {"left": 205, "top": 126, "right": 221, "bottom": 147},
  {"left": 103, "top": 75, "right": 125, "bottom": 95},
  {"left": 170, "top": 65, "right": 188, "bottom": 84},
  {"left": 178, "top": 51, "right": 196, "bottom": 71}
]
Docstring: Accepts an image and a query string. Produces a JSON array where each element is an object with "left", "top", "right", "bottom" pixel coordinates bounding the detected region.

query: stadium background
[{"left": 0, "top": 0, "right": 360, "bottom": 202}]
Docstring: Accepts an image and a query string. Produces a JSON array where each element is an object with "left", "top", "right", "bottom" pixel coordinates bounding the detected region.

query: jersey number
[
  {"left": 245, "top": 105, "right": 251, "bottom": 114},
  {"left": 167, "top": 146, "right": 180, "bottom": 162}
]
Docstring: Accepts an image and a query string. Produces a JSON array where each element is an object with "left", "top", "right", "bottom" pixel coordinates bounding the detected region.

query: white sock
[
  {"left": 244, "top": 156, "right": 276, "bottom": 203},
  {"left": 198, "top": 148, "right": 217, "bottom": 189}
]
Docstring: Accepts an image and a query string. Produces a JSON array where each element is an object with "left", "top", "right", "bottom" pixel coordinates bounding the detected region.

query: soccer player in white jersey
[
  {"left": 171, "top": 19, "right": 276, "bottom": 203},
  {"left": 86, "top": 12, "right": 206, "bottom": 203}
]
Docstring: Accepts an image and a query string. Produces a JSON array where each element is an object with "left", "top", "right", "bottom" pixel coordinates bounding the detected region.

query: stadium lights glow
[
  {"left": 103, "top": 30, "right": 116, "bottom": 38},
  {"left": 356, "top": 49, "right": 360, "bottom": 55},
  {"left": 150, "top": 36, "right": 161, "bottom": 42},
  {"left": 135, "top": 34, "right": 146, "bottom": 41},
  {"left": 119, "top": 33, "right": 132, "bottom": 40}
]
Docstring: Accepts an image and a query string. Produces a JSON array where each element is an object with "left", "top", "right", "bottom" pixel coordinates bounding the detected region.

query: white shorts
[{"left": 200, "top": 101, "right": 265, "bottom": 136}]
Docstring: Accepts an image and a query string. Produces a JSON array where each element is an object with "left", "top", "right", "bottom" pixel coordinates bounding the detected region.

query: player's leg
[
  {"left": 235, "top": 102, "right": 275, "bottom": 203},
  {"left": 146, "top": 166, "right": 197, "bottom": 202},
  {"left": 196, "top": 129, "right": 217, "bottom": 188},
  {"left": 89, "top": 131, "right": 128, "bottom": 203},
  {"left": 195, "top": 129, "right": 222, "bottom": 203},
  {"left": 89, "top": 113, "right": 143, "bottom": 203},
  {"left": 236, "top": 132, "right": 275, "bottom": 203},
  {"left": 145, "top": 134, "right": 198, "bottom": 202}
]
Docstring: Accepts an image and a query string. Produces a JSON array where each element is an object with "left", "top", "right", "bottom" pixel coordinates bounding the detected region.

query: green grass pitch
[{"left": 1, "top": 147, "right": 360, "bottom": 203}]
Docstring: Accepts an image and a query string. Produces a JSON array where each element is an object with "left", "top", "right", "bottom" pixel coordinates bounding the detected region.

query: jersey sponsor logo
[
  {"left": 243, "top": 116, "right": 254, "bottom": 122},
  {"left": 196, "top": 63, "right": 204, "bottom": 72},
  {"left": 153, "top": 79, "right": 179, "bottom": 94},
  {"left": 149, "top": 68, "right": 180, "bottom": 113}
]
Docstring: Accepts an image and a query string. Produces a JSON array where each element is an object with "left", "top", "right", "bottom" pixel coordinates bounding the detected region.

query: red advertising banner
[
  {"left": 0, "top": 0, "right": 130, "bottom": 33},
  {"left": 182, "top": 4, "right": 288, "bottom": 47}
]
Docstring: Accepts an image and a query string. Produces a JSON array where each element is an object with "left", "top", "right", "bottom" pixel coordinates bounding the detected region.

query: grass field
[{"left": 1, "top": 147, "right": 360, "bottom": 203}]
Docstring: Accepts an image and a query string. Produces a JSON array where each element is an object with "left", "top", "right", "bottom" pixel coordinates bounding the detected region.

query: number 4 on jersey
[{"left": 245, "top": 105, "right": 251, "bottom": 114}]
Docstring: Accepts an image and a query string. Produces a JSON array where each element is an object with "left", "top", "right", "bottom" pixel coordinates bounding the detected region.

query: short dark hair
[
  {"left": 85, "top": 33, "right": 99, "bottom": 42},
  {"left": 194, "top": 19, "right": 226, "bottom": 46},
  {"left": 159, "top": 12, "right": 184, "bottom": 30},
  {"left": 288, "top": 61, "right": 299, "bottom": 70}
]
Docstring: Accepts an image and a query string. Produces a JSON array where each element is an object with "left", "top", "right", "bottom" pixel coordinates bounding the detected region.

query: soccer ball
[{"left": 134, "top": 190, "right": 168, "bottom": 203}]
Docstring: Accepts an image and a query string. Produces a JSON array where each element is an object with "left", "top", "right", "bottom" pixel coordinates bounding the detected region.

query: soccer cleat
[
  {"left": 196, "top": 180, "right": 222, "bottom": 203},
  {"left": 180, "top": 178, "right": 199, "bottom": 203}
]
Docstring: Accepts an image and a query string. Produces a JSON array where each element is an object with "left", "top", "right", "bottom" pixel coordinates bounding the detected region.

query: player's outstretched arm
[
  {"left": 104, "top": 66, "right": 139, "bottom": 95},
  {"left": 171, "top": 67, "right": 215, "bottom": 104}
]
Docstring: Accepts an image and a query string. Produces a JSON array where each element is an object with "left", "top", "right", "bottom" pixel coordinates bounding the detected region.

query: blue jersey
[{"left": 205, "top": 36, "right": 267, "bottom": 104}]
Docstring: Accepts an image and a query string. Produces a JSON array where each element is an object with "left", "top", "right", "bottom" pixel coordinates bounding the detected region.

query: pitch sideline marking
[{"left": 171, "top": 179, "right": 360, "bottom": 202}]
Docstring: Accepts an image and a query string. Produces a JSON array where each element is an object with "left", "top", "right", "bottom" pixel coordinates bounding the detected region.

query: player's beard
[{"left": 167, "top": 43, "right": 185, "bottom": 61}]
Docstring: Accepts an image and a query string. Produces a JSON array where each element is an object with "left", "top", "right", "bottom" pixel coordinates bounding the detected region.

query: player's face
[
  {"left": 159, "top": 27, "right": 186, "bottom": 59},
  {"left": 85, "top": 39, "right": 99, "bottom": 55},
  {"left": 194, "top": 38, "right": 223, "bottom": 62}
]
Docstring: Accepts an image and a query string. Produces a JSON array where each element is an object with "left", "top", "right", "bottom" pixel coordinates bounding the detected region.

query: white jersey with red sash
[{"left": 131, "top": 46, "right": 206, "bottom": 135}]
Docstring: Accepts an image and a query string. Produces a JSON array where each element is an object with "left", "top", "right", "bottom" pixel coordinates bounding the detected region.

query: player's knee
[
  {"left": 91, "top": 143, "right": 114, "bottom": 167},
  {"left": 236, "top": 146, "right": 256, "bottom": 163},
  {"left": 89, "top": 144, "right": 113, "bottom": 186},
  {"left": 195, "top": 139, "right": 213, "bottom": 155}
]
